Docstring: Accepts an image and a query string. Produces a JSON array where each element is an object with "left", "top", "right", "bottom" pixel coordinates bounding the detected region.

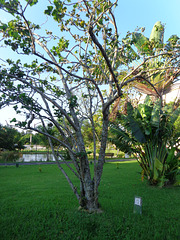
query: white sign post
[{"left": 133, "top": 196, "right": 142, "bottom": 214}]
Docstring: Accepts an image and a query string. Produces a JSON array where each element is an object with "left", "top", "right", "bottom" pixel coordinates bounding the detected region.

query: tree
[
  {"left": 0, "top": 0, "right": 179, "bottom": 212},
  {"left": 0, "top": 124, "right": 24, "bottom": 150},
  {"left": 130, "top": 21, "right": 180, "bottom": 100},
  {"left": 35, "top": 123, "right": 58, "bottom": 148}
]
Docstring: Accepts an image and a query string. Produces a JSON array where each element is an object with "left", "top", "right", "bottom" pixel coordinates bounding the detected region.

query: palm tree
[{"left": 131, "top": 21, "right": 180, "bottom": 102}]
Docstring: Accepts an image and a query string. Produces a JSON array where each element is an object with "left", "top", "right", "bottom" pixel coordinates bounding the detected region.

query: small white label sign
[
  {"left": 133, "top": 196, "right": 142, "bottom": 214},
  {"left": 134, "top": 197, "right": 142, "bottom": 206}
]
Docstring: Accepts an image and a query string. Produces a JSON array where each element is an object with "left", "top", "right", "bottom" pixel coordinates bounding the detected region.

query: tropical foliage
[
  {"left": 0, "top": 124, "right": 24, "bottom": 150},
  {"left": 0, "top": 150, "right": 21, "bottom": 162},
  {"left": 130, "top": 21, "right": 180, "bottom": 99},
  {"left": 0, "top": 124, "right": 24, "bottom": 163},
  {"left": 110, "top": 96, "right": 180, "bottom": 186}
]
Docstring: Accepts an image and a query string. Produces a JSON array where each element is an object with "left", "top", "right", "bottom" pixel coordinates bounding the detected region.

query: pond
[{"left": 19, "top": 153, "right": 55, "bottom": 162}]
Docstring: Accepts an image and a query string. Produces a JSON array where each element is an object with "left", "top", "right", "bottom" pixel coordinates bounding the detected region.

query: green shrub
[
  {"left": 110, "top": 96, "right": 180, "bottom": 187},
  {"left": 0, "top": 151, "right": 21, "bottom": 163}
]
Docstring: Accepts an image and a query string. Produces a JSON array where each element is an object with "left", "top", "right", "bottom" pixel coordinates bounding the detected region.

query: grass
[{"left": 0, "top": 162, "right": 180, "bottom": 240}]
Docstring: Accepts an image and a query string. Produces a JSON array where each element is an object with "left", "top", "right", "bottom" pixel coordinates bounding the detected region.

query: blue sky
[
  {"left": 116, "top": 0, "right": 180, "bottom": 40},
  {"left": 0, "top": 0, "right": 180, "bottom": 125}
]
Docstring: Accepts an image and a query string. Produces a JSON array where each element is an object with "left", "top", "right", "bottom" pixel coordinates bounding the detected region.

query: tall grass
[{"left": 0, "top": 162, "right": 179, "bottom": 240}]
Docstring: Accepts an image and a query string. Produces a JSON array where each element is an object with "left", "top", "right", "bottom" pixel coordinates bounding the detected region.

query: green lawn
[{"left": 0, "top": 162, "right": 179, "bottom": 240}]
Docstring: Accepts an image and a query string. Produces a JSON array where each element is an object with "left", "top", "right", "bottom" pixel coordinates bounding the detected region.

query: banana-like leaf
[
  {"left": 153, "top": 167, "right": 159, "bottom": 181},
  {"left": 109, "top": 124, "right": 136, "bottom": 154},
  {"left": 126, "top": 102, "right": 146, "bottom": 143},
  {"left": 132, "top": 32, "right": 150, "bottom": 54},
  {"left": 129, "top": 118, "right": 146, "bottom": 143},
  {"left": 133, "top": 108, "right": 142, "bottom": 120},
  {"left": 122, "top": 38, "right": 139, "bottom": 58},
  {"left": 169, "top": 107, "right": 180, "bottom": 125},
  {"left": 150, "top": 99, "right": 161, "bottom": 128},
  {"left": 154, "top": 158, "right": 163, "bottom": 172},
  {"left": 126, "top": 102, "right": 134, "bottom": 116},
  {"left": 144, "top": 95, "right": 151, "bottom": 105},
  {"left": 166, "top": 147, "right": 175, "bottom": 164},
  {"left": 110, "top": 125, "right": 132, "bottom": 142},
  {"left": 151, "top": 71, "right": 165, "bottom": 86},
  {"left": 139, "top": 104, "right": 153, "bottom": 120},
  {"left": 149, "top": 21, "right": 164, "bottom": 44},
  {"left": 153, "top": 157, "right": 164, "bottom": 182}
]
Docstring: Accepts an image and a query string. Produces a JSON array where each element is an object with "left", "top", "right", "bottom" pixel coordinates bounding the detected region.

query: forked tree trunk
[
  {"left": 79, "top": 180, "right": 100, "bottom": 212},
  {"left": 77, "top": 152, "right": 100, "bottom": 212},
  {"left": 78, "top": 107, "right": 109, "bottom": 213}
]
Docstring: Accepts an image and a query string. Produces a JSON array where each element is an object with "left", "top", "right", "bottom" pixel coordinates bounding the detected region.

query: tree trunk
[
  {"left": 79, "top": 180, "right": 100, "bottom": 212},
  {"left": 77, "top": 106, "right": 110, "bottom": 213}
]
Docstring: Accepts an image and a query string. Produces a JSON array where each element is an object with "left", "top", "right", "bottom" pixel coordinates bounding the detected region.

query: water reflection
[{"left": 19, "top": 153, "right": 55, "bottom": 162}]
